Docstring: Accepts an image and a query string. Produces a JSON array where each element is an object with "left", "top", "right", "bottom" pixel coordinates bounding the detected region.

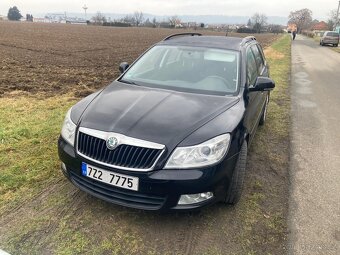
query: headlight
[
  {"left": 61, "top": 108, "right": 76, "bottom": 147},
  {"left": 165, "top": 134, "right": 231, "bottom": 169}
]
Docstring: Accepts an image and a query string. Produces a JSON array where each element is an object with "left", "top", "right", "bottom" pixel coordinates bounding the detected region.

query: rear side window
[
  {"left": 326, "top": 32, "right": 339, "bottom": 37},
  {"left": 251, "top": 45, "right": 265, "bottom": 75},
  {"left": 246, "top": 49, "right": 258, "bottom": 86},
  {"left": 256, "top": 45, "right": 266, "bottom": 62}
]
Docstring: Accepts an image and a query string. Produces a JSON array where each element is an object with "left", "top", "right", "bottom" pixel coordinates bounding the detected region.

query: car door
[
  {"left": 244, "top": 44, "right": 267, "bottom": 140},
  {"left": 251, "top": 44, "right": 269, "bottom": 120}
]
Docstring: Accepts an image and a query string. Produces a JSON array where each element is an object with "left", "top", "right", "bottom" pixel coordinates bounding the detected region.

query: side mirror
[
  {"left": 119, "top": 62, "right": 129, "bottom": 74},
  {"left": 249, "top": 77, "right": 275, "bottom": 92}
]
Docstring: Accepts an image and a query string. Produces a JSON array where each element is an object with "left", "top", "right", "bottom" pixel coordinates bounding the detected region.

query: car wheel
[
  {"left": 259, "top": 94, "right": 269, "bottom": 126},
  {"left": 336, "top": 44, "right": 339, "bottom": 47},
  {"left": 225, "top": 141, "right": 247, "bottom": 205}
]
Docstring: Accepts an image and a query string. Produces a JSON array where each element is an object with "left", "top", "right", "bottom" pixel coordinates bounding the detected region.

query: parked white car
[{"left": 320, "top": 31, "right": 339, "bottom": 47}]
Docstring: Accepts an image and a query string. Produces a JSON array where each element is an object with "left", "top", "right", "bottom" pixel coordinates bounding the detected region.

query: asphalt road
[{"left": 289, "top": 35, "right": 340, "bottom": 254}]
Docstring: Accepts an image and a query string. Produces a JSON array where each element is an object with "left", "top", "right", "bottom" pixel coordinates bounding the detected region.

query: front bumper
[{"left": 58, "top": 136, "right": 238, "bottom": 211}]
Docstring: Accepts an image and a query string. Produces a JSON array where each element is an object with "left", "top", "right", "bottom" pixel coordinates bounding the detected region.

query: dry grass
[{"left": 264, "top": 47, "right": 285, "bottom": 60}]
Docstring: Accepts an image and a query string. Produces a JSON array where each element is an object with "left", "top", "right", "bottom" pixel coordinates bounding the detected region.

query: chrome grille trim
[{"left": 76, "top": 127, "right": 165, "bottom": 172}]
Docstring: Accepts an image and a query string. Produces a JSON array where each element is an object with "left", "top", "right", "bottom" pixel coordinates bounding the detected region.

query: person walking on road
[{"left": 292, "top": 30, "right": 297, "bottom": 40}]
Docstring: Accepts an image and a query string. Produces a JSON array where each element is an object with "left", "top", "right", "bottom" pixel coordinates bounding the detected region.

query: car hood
[{"left": 78, "top": 81, "right": 239, "bottom": 148}]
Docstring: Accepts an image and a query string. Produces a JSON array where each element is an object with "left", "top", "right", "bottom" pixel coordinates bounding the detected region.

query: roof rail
[
  {"left": 240, "top": 36, "right": 257, "bottom": 45},
  {"left": 163, "top": 33, "right": 202, "bottom": 41}
]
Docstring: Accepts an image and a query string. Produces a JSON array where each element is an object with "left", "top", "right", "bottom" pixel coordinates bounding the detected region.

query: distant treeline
[
  {"left": 237, "top": 27, "right": 257, "bottom": 33},
  {"left": 237, "top": 26, "right": 284, "bottom": 34},
  {"left": 102, "top": 22, "right": 131, "bottom": 27}
]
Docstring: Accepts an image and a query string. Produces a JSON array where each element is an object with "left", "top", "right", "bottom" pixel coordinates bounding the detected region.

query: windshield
[{"left": 120, "top": 45, "right": 240, "bottom": 95}]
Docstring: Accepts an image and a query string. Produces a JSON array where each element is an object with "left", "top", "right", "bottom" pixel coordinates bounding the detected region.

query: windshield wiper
[{"left": 120, "top": 79, "right": 138, "bottom": 85}]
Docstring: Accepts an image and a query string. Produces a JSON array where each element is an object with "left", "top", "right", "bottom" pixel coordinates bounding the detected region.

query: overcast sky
[{"left": 0, "top": 0, "right": 338, "bottom": 20}]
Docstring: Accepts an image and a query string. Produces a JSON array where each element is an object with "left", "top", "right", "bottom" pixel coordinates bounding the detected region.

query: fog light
[{"left": 178, "top": 192, "right": 214, "bottom": 205}]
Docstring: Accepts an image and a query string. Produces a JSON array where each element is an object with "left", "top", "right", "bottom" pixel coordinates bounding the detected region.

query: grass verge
[
  {"left": 0, "top": 95, "right": 76, "bottom": 211},
  {"left": 235, "top": 34, "right": 291, "bottom": 254}
]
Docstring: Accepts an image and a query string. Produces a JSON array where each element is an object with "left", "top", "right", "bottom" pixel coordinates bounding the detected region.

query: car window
[
  {"left": 246, "top": 49, "right": 258, "bottom": 86},
  {"left": 326, "top": 32, "right": 339, "bottom": 37},
  {"left": 251, "top": 45, "right": 265, "bottom": 75},
  {"left": 121, "top": 45, "right": 240, "bottom": 95},
  {"left": 256, "top": 45, "right": 266, "bottom": 63}
]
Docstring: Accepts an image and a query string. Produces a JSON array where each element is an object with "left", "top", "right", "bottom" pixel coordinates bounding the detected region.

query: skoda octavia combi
[{"left": 58, "top": 33, "right": 275, "bottom": 211}]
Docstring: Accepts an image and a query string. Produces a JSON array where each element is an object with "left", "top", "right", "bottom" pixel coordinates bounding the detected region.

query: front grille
[
  {"left": 70, "top": 172, "right": 166, "bottom": 210},
  {"left": 77, "top": 132, "right": 162, "bottom": 170}
]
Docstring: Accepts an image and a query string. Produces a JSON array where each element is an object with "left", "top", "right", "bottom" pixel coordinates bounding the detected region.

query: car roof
[{"left": 157, "top": 35, "right": 255, "bottom": 51}]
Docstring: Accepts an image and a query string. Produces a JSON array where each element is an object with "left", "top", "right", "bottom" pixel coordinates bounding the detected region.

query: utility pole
[
  {"left": 83, "top": 4, "right": 88, "bottom": 21},
  {"left": 335, "top": 0, "right": 340, "bottom": 29}
]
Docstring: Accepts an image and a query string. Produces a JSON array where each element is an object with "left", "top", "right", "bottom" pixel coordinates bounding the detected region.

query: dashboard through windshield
[{"left": 120, "top": 45, "right": 240, "bottom": 95}]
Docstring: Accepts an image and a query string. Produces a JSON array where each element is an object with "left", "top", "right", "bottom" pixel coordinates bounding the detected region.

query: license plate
[{"left": 81, "top": 163, "right": 139, "bottom": 191}]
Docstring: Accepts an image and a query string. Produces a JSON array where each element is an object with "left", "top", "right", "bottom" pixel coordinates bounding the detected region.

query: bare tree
[
  {"left": 121, "top": 14, "right": 135, "bottom": 24},
  {"left": 251, "top": 13, "right": 268, "bottom": 33},
  {"left": 92, "top": 12, "right": 107, "bottom": 24},
  {"left": 268, "top": 24, "right": 283, "bottom": 34},
  {"left": 169, "top": 16, "right": 181, "bottom": 28},
  {"left": 152, "top": 17, "right": 157, "bottom": 28},
  {"left": 288, "top": 8, "right": 313, "bottom": 33},
  {"left": 327, "top": 9, "right": 338, "bottom": 30},
  {"left": 133, "top": 11, "right": 144, "bottom": 26}
]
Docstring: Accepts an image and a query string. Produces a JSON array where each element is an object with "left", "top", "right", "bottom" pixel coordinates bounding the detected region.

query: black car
[{"left": 58, "top": 33, "right": 275, "bottom": 211}]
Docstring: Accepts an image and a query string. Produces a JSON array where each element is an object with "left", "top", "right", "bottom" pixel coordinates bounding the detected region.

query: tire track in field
[
  {"left": 31, "top": 189, "right": 86, "bottom": 250},
  {"left": 0, "top": 177, "right": 85, "bottom": 249},
  {"left": 148, "top": 212, "right": 206, "bottom": 255},
  {"left": 0, "top": 177, "right": 66, "bottom": 220}
]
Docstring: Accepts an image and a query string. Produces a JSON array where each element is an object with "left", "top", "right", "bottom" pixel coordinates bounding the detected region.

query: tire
[
  {"left": 336, "top": 44, "right": 339, "bottom": 47},
  {"left": 259, "top": 94, "right": 269, "bottom": 126},
  {"left": 225, "top": 141, "right": 248, "bottom": 205}
]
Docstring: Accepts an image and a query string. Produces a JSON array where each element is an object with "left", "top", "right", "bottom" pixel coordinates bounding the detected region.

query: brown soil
[{"left": 0, "top": 21, "right": 279, "bottom": 97}]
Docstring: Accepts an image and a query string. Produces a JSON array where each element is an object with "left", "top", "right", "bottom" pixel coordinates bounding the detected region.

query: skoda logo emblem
[{"left": 106, "top": 137, "right": 119, "bottom": 150}]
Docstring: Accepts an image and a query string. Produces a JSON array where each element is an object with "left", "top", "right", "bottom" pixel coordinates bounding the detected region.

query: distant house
[
  {"left": 187, "top": 22, "right": 197, "bottom": 28},
  {"left": 33, "top": 18, "right": 52, "bottom": 23},
  {"left": 311, "top": 21, "right": 329, "bottom": 36},
  {"left": 66, "top": 20, "right": 87, "bottom": 25},
  {"left": 174, "top": 19, "right": 183, "bottom": 28},
  {"left": 0, "top": 15, "right": 8, "bottom": 21}
]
